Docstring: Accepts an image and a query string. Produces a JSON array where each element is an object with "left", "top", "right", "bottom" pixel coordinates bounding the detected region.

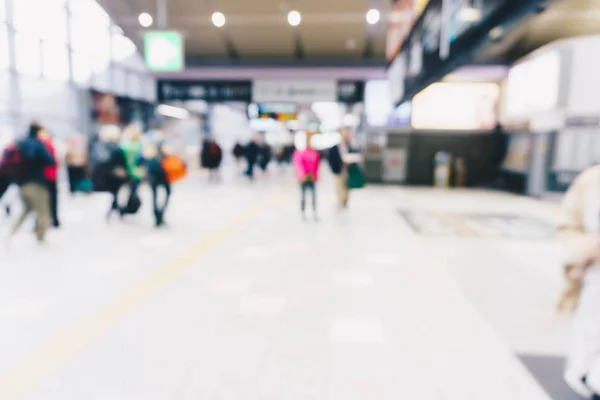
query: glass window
[
  {"left": 112, "top": 34, "right": 137, "bottom": 64},
  {"left": 0, "top": 72, "right": 10, "bottom": 113},
  {"left": 0, "top": 24, "right": 8, "bottom": 69},
  {"left": 15, "top": 33, "right": 42, "bottom": 77},
  {"left": 71, "top": 19, "right": 110, "bottom": 55},
  {"left": 42, "top": 42, "right": 69, "bottom": 82},
  {"left": 70, "top": 0, "right": 109, "bottom": 26},
  {"left": 14, "top": 0, "right": 68, "bottom": 41},
  {"left": 72, "top": 53, "right": 92, "bottom": 86},
  {"left": 19, "top": 77, "right": 74, "bottom": 118}
]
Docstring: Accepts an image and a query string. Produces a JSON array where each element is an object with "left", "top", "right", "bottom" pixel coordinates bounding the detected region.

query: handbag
[{"left": 346, "top": 163, "right": 365, "bottom": 189}]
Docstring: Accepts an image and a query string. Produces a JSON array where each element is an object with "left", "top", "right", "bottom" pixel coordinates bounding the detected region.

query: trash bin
[{"left": 433, "top": 151, "right": 451, "bottom": 188}]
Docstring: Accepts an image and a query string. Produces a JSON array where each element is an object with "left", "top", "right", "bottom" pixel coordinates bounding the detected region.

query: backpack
[
  {"left": 161, "top": 155, "right": 187, "bottom": 183},
  {"left": 0, "top": 142, "right": 28, "bottom": 183},
  {"left": 209, "top": 143, "right": 221, "bottom": 158},
  {"left": 124, "top": 193, "right": 142, "bottom": 215}
]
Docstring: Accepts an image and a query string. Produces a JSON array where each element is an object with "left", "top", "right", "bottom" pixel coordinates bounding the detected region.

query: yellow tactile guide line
[{"left": 0, "top": 184, "right": 291, "bottom": 399}]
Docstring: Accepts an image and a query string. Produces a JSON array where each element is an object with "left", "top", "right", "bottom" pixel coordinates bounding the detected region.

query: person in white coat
[{"left": 557, "top": 164, "right": 600, "bottom": 399}]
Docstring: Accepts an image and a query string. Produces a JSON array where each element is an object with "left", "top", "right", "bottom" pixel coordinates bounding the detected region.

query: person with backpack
[
  {"left": 244, "top": 135, "right": 260, "bottom": 180},
  {"left": 233, "top": 142, "right": 245, "bottom": 170},
  {"left": 293, "top": 131, "right": 321, "bottom": 221},
  {"left": 92, "top": 125, "right": 128, "bottom": 221},
  {"left": 119, "top": 126, "right": 145, "bottom": 218},
  {"left": 6, "top": 122, "right": 55, "bottom": 243},
  {"left": 258, "top": 142, "right": 273, "bottom": 173},
  {"left": 327, "top": 127, "right": 363, "bottom": 211},
  {"left": 38, "top": 129, "right": 60, "bottom": 228},
  {"left": 145, "top": 143, "right": 186, "bottom": 227},
  {"left": 202, "top": 138, "right": 222, "bottom": 182}
]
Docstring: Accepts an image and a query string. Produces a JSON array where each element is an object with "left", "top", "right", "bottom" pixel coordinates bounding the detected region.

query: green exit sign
[{"left": 144, "top": 31, "right": 184, "bottom": 72}]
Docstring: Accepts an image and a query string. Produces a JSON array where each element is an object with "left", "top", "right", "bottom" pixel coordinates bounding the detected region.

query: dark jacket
[
  {"left": 327, "top": 145, "right": 344, "bottom": 175},
  {"left": 245, "top": 142, "right": 260, "bottom": 164},
  {"left": 259, "top": 144, "right": 272, "bottom": 169},
  {"left": 19, "top": 137, "right": 55, "bottom": 185},
  {"left": 145, "top": 158, "right": 168, "bottom": 186},
  {"left": 91, "top": 142, "right": 128, "bottom": 192}
]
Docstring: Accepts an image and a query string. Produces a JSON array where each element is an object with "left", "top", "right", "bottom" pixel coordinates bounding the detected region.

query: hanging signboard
[
  {"left": 157, "top": 80, "right": 253, "bottom": 103},
  {"left": 144, "top": 31, "right": 185, "bottom": 72},
  {"left": 252, "top": 80, "right": 337, "bottom": 103}
]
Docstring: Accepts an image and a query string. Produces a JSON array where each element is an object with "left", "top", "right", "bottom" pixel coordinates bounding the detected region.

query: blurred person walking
[
  {"left": 201, "top": 138, "right": 223, "bottom": 182},
  {"left": 91, "top": 125, "right": 128, "bottom": 221},
  {"left": 146, "top": 143, "right": 186, "bottom": 227},
  {"left": 258, "top": 142, "right": 273, "bottom": 173},
  {"left": 327, "top": 128, "right": 363, "bottom": 210},
  {"left": 293, "top": 132, "right": 320, "bottom": 221},
  {"left": 119, "top": 126, "right": 146, "bottom": 217},
  {"left": 557, "top": 164, "right": 600, "bottom": 399},
  {"left": 245, "top": 135, "right": 260, "bottom": 180},
  {"left": 233, "top": 142, "right": 245, "bottom": 170},
  {"left": 65, "top": 133, "right": 89, "bottom": 194},
  {"left": 38, "top": 129, "right": 60, "bottom": 228},
  {"left": 6, "top": 123, "right": 55, "bottom": 243}
]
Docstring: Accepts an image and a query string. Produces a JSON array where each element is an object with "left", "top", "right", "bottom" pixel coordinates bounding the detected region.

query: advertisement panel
[{"left": 411, "top": 82, "right": 499, "bottom": 130}]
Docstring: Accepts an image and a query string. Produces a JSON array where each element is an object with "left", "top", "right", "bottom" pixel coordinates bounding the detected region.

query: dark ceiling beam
[
  {"left": 220, "top": 30, "right": 240, "bottom": 61},
  {"left": 292, "top": 29, "right": 306, "bottom": 59}
]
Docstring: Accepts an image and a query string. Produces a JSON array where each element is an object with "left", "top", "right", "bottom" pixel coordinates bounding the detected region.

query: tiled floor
[{"left": 0, "top": 168, "right": 569, "bottom": 399}]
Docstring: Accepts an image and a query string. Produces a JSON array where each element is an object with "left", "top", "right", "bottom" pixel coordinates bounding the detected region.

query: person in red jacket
[{"left": 38, "top": 129, "right": 60, "bottom": 228}]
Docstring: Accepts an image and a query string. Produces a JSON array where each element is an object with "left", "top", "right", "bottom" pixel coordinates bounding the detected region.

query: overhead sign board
[
  {"left": 157, "top": 80, "right": 253, "bottom": 103},
  {"left": 253, "top": 80, "right": 338, "bottom": 103},
  {"left": 144, "top": 31, "right": 184, "bottom": 72}
]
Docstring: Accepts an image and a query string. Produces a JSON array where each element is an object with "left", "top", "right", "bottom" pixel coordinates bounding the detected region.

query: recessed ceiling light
[
  {"left": 366, "top": 9, "right": 380, "bottom": 25},
  {"left": 138, "top": 12, "right": 153, "bottom": 28},
  {"left": 212, "top": 11, "right": 226, "bottom": 27},
  {"left": 489, "top": 26, "right": 504, "bottom": 40},
  {"left": 288, "top": 10, "right": 301, "bottom": 26}
]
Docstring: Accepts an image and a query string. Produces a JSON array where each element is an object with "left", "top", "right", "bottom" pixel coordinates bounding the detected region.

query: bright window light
[
  {"left": 42, "top": 42, "right": 69, "bottom": 82},
  {"left": 112, "top": 34, "right": 137, "bottom": 62},
  {"left": 288, "top": 10, "right": 301, "bottom": 26},
  {"left": 459, "top": 7, "right": 481, "bottom": 22},
  {"left": 212, "top": 12, "right": 226, "bottom": 27},
  {"left": 157, "top": 104, "right": 190, "bottom": 119},
  {"left": 366, "top": 9, "right": 380, "bottom": 25},
  {"left": 138, "top": 12, "right": 153, "bottom": 28}
]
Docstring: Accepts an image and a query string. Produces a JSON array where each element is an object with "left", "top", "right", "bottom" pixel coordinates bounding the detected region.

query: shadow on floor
[{"left": 519, "top": 354, "right": 583, "bottom": 400}]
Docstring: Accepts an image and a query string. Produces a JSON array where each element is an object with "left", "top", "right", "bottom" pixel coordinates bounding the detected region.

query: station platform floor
[{"left": 0, "top": 167, "right": 574, "bottom": 400}]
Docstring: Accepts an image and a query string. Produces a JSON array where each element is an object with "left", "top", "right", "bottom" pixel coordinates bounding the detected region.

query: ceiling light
[
  {"left": 459, "top": 7, "right": 481, "bottom": 22},
  {"left": 212, "top": 11, "right": 226, "bottom": 27},
  {"left": 138, "top": 12, "right": 153, "bottom": 28},
  {"left": 288, "top": 10, "right": 301, "bottom": 26},
  {"left": 366, "top": 9, "right": 381, "bottom": 25},
  {"left": 157, "top": 104, "right": 190, "bottom": 119},
  {"left": 489, "top": 26, "right": 504, "bottom": 40}
]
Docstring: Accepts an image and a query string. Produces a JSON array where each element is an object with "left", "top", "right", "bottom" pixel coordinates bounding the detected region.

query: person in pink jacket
[{"left": 293, "top": 132, "right": 321, "bottom": 220}]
